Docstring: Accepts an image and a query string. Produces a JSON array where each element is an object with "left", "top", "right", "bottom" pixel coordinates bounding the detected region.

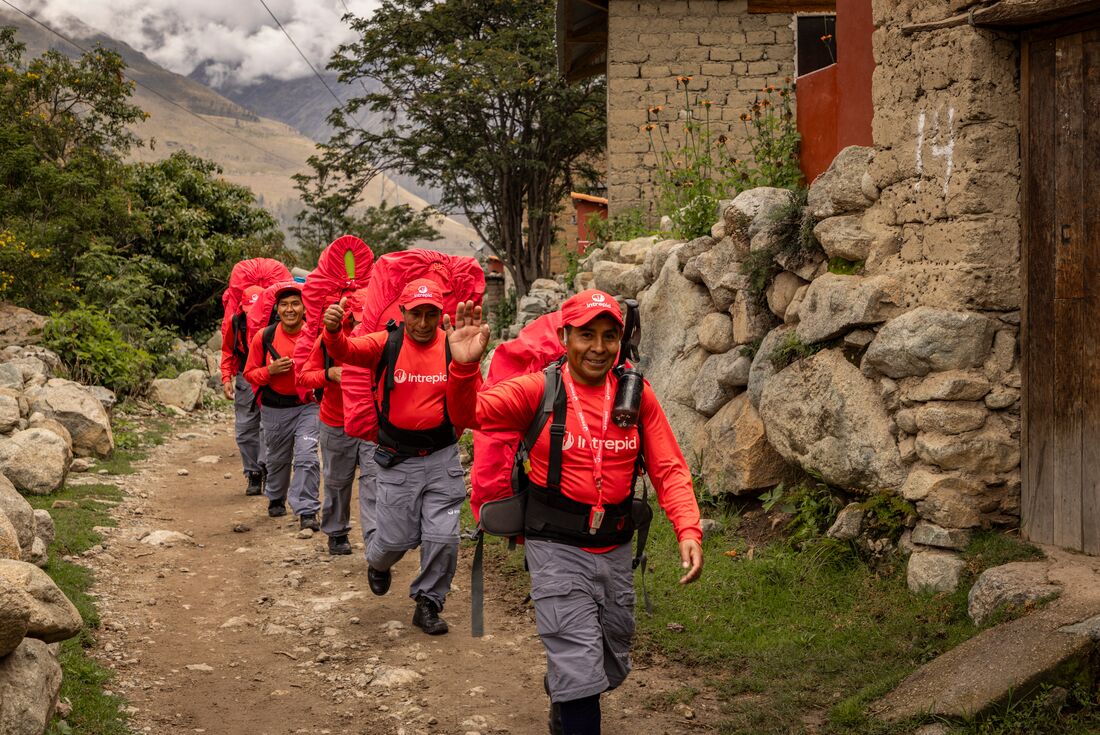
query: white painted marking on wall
[{"left": 914, "top": 105, "right": 956, "bottom": 198}]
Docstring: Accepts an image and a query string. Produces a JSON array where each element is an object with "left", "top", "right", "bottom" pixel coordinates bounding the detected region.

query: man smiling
[
  {"left": 445, "top": 289, "right": 703, "bottom": 735},
  {"left": 244, "top": 285, "right": 321, "bottom": 530},
  {"left": 322, "top": 278, "right": 467, "bottom": 635}
]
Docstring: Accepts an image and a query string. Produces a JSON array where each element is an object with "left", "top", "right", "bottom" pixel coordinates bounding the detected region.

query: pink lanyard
[{"left": 562, "top": 365, "right": 612, "bottom": 533}]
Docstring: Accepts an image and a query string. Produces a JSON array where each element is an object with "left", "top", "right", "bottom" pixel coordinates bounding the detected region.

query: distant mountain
[
  {"left": 195, "top": 68, "right": 441, "bottom": 205},
  {"left": 0, "top": 9, "right": 479, "bottom": 255}
]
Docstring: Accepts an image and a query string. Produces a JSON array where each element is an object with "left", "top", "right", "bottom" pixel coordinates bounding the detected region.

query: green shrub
[
  {"left": 778, "top": 480, "right": 844, "bottom": 545},
  {"left": 490, "top": 288, "right": 517, "bottom": 338},
  {"left": 586, "top": 208, "right": 651, "bottom": 247},
  {"left": 42, "top": 307, "right": 153, "bottom": 395},
  {"left": 741, "top": 248, "right": 782, "bottom": 301},
  {"left": 770, "top": 331, "right": 822, "bottom": 370},
  {"left": 769, "top": 188, "right": 822, "bottom": 268},
  {"left": 828, "top": 256, "right": 864, "bottom": 275}
]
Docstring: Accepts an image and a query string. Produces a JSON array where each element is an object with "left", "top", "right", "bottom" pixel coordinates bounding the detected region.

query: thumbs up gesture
[{"left": 324, "top": 297, "right": 347, "bottom": 332}]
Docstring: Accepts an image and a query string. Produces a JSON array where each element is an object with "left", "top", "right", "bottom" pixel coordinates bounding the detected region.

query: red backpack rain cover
[
  {"left": 245, "top": 279, "right": 305, "bottom": 399},
  {"left": 291, "top": 235, "right": 376, "bottom": 394},
  {"left": 470, "top": 311, "right": 564, "bottom": 521},
  {"left": 342, "top": 249, "right": 487, "bottom": 441},
  {"left": 219, "top": 258, "right": 292, "bottom": 380}
]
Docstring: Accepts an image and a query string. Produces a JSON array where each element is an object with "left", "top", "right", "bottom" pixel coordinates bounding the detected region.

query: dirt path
[{"left": 77, "top": 412, "right": 723, "bottom": 735}]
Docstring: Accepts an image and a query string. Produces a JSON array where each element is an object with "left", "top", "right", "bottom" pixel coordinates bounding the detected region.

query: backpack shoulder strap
[
  {"left": 262, "top": 323, "right": 280, "bottom": 362},
  {"left": 375, "top": 321, "right": 404, "bottom": 417},
  {"left": 540, "top": 361, "right": 567, "bottom": 492}
]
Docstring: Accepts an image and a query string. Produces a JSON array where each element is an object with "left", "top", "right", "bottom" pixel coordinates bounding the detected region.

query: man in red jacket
[
  {"left": 298, "top": 297, "right": 378, "bottom": 556},
  {"left": 322, "top": 279, "right": 466, "bottom": 636},
  {"left": 244, "top": 286, "right": 321, "bottom": 530},
  {"left": 220, "top": 284, "right": 266, "bottom": 496},
  {"left": 445, "top": 289, "right": 704, "bottom": 735}
]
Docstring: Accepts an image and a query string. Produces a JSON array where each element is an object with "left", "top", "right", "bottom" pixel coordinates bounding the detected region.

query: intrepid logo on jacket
[
  {"left": 392, "top": 368, "right": 447, "bottom": 385},
  {"left": 562, "top": 431, "right": 638, "bottom": 454}
]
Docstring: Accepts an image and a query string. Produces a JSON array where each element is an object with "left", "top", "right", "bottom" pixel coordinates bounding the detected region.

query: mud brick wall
[{"left": 605, "top": 0, "right": 795, "bottom": 216}]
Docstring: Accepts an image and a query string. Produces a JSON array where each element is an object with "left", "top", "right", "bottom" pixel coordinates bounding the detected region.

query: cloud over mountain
[{"left": 25, "top": 0, "right": 378, "bottom": 86}]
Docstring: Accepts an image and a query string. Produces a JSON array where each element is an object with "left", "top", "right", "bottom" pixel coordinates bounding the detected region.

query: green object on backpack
[{"left": 344, "top": 250, "right": 356, "bottom": 280}]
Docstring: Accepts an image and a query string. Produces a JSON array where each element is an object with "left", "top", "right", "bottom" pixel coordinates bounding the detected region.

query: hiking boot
[
  {"left": 299, "top": 514, "right": 320, "bottom": 532},
  {"left": 267, "top": 499, "right": 287, "bottom": 517},
  {"left": 412, "top": 595, "right": 448, "bottom": 635},
  {"left": 367, "top": 566, "right": 391, "bottom": 596},
  {"left": 245, "top": 472, "right": 263, "bottom": 496},
  {"left": 328, "top": 535, "right": 352, "bottom": 555}
]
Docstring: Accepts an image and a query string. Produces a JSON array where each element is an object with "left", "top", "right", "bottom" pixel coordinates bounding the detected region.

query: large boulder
[
  {"left": 766, "top": 271, "right": 807, "bottom": 319},
  {"left": 26, "top": 378, "right": 113, "bottom": 458},
  {"left": 730, "top": 290, "right": 775, "bottom": 345},
  {"left": 642, "top": 239, "right": 681, "bottom": 282},
  {"left": 967, "top": 562, "right": 1062, "bottom": 625},
  {"left": 697, "top": 313, "right": 734, "bottom": 354},
  {"left": 0, "top": 388, "right": 20, "bottom": 434},
  {"left": 150, "top": 369, "right": 207, "bottom": 412},
  {"left": 0, "top": 559, "right": 82, "bottom": 642},
  {"left": 813, "top": 214, "right": 873, "bottom": 261},
  {"left": 722, "top": 187, "right": 792, "bottom": 236},
  {"left": 593, "top": 261, "right": 647, "bottom": 299},
  {"left": 85, "top": 386, "right": 117, "bottom": 413},
  {"left": 26, "top": 416, "right": 71, "bottom": 452},
  {"left": 907, "top": 550, "right": 965, "bottom": 593},
  {"left": 694, "top": 236, "right": 750, "bottom": 311},
  {"left": 32, "top": 510, "right": 54, "bottom": 549},
  {"left": 696, "top": 394, "right": 791, "bottom": 494},
  {"left": 808, "top": 146, "right": 875, "bottom": 219},
  {"left": 795, "top": 274, "right": 901, "bottom": 344},
  {"left": 747, "top": 325, "right": 794, "bottom": 408},
  {"left": 0, "top": 475, "right": 34, "bottom": 555},
  {"left": 715, "top": 349, "right": 752, "bottom": 389},
  {"left": 0, "top": 363, "right": 22, "bottom": 391},
  {"left": 915, "top": 420, "right": 1019, "bottom": 474},
  {"left": 0, "top": 638, "right": 63, "bottom": 735},
  {"left": 862, "top": 308, "right": 997, "bottom": 379},
  {"left": 906, "top": 371, "right": 992, "bottom": 402},
  {"left": 0, "top": 584, "right": 31, "bottom": 657},
  {"left": 2, "top": 346, "right": 60, "bottom": 373},
  {"left": 0, "top": 304, "right": 47, "bottom": 347},
  {"left": 5, "top": 357, "right": 48, "bottom": 388},
  {"left": 0, "top": 428, "right": 70, "bottom": 495},
  {"left": 691, "top": 357, "right": 737, "bottom": 418},
  {"left": 759, "top": 349, "right": 905, "bottom": 492},
  {"left": 617, "top": 236, "right": 660, "bottom": 265},
  {"left": 0, "top": 509, "right": 19, "bottom": 560}
]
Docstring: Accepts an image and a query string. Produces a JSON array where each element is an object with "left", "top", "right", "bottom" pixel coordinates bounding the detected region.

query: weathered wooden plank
[
  {"left": 1053, "top": 298, "right": 1084, "bottom": 550},
  {"left": 902, "top": 1, "right": 1100, "bottom": 33},
  {"left": 1023, "top": 36, "right": 1057, "bottom": 546},
  {"left": 1055, "top": 34, "right": 1085, "bottom": 300},
  {"left": 748, "top": 0, "right": 835, "bottom": 13},
  {"left": 1081, "top": 29, "right": 1100, "bottom": 555}
]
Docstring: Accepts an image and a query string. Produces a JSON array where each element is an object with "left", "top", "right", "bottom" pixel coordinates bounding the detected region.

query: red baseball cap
[
  {"left": 240, "top": 285, "right": 264, "bottom": 313},
  {"left": 400, "top": 278, "right": 445, "bottom": 310},
  {"left": 560, "top": 289, "right": 624, "bottom": 328}
]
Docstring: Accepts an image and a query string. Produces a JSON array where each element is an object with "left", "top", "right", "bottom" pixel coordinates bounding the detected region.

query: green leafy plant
[
  {"left": 858, "top": 493, "right": 916, "bottom": 543},
  {"left": 562, "top": 249, "right": 581, "bottom": 288},
  {"left": 828, "top": 256, "right": 864, "bottom": 275},
  {"left": 585, "top": 208, "right": 651, "bottom": 247},
  {"left": 740, "top": 248, "right": 782, "bottom": 301},
  {"left": 760, "top": 484, "right": 785, "bottom": 513},
  {"left": 42, "top": 307, "right": 153, "bottom": 395},
  {"left": 770, "top": 331, "right": 823, "bottom": 370},
  {"left": 769, "top": 187, "right": 822, "bottom": 268},
  {"left": 739, "top": 336, "right": 764, "bottom": 360},
  {"left": 645, "top": 80, "right": 801, "bottom": 240},
  {"left": 779, "top": 480, "right": 844, "bottom": 545},
  {"left": 490, "top": 288, "right": 517, "bottom": 338}
]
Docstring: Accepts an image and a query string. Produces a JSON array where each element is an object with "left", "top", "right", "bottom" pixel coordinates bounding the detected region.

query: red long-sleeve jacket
[
  {"left": 323, "top": 327, "right": 464, "bottom": 435},
  {"left": 447, "top": 359, "right": 702, "bottom": 546},
  {"left": 298, "top": 334, "right": 345, "bottom": 428},
  {"left": 243, "top": 324, "right": 304, "bottom": 397}
]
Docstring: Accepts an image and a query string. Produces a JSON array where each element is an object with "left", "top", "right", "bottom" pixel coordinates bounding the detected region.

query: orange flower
[
  {"left": 643, "top": 123, "right": 656, "bottom": 132},
  {"left": 675, "top": 74, "right": 693, "bottom": 87},
  {"left": 701, "top": 98, "right": 713, "bottom": 107}
]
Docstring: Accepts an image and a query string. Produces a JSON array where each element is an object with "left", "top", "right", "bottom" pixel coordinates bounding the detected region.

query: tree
[
  {"left": 325, "top": 0, "right": 605, "bottom": 296},
  {"left": 291, "top": 153, "right": 440, "bottom": 267}
]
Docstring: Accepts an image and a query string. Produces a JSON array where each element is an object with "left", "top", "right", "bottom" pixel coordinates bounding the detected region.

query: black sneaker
[
  {"left": 245, "top": 472, "right": 263, "bottom": 496},
  {"left": 328, "top": 535, "right": 352, "bottom": 555},
  {"left": 412, "top": 595, "right": 448, "bottom": 635},
  {"left": 267, "top": 499, "right": 287, "bottom": 517},
  {"left": 367, "top": 566, "right": 391, "bottom": 596},
  {"left": 299, "top": 514, "right": 320, "bottom": 532}
]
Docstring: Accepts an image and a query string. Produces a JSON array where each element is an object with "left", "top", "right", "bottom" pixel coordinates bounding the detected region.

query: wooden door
[{"left": 1023, "top": 18, "right": 1100, "bottom": 554}]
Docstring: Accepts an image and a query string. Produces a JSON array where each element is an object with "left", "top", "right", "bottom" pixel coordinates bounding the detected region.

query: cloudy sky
[{"left": 24, "top": 0, "right": 380, "bottom": 86}]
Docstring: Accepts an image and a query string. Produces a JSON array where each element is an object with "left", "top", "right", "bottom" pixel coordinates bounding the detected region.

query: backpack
[{"left": 221, "top": 258, "right": 292, "bottom": 376}]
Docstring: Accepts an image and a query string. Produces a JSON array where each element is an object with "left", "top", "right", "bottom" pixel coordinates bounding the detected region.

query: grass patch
[
  {"left": 828, "top": 256, "right": 864, "bottom": 275},
  {"left": 632, "top": 500, "right": 1076, "bottom": 735},
  {"left": 27, "top": 482, "right": 130, "bottom": 735},
  {"left": 94, "top": 406, "right": 174, "bottom": 475},
  {"left": 770, "top": 331, "right": 824, "bottom": 370}
]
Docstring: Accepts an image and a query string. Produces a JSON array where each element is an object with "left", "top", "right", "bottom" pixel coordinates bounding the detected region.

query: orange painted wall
[{"left": 797, "top": 0, "right": 874, "bottom": 182}]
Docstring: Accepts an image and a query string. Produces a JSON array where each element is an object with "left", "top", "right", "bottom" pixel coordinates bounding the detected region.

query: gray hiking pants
[
  {"left": 368, "top": 443, "right": 465, "bottom": 609},
  {"left": 318, "top": 422, "right": 378, "bottom": 541},
  {"left": 526, "top": 540, "right": 636, "bottom": 703},
  {"left": 260, "top": 402, "right": 320, "bottom": 517},
  {"left": 232, "top": 373, "right": 264, "bottom": 475}
]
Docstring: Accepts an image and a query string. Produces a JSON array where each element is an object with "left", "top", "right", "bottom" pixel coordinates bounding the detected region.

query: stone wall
[{"left": 606, "top": 0, "right": 795, "bottom": 214}]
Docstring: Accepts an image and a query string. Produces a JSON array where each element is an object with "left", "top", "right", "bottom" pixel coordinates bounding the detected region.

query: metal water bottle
[{"left": 612, "top": 368, "right": 645, "bottom": 428}]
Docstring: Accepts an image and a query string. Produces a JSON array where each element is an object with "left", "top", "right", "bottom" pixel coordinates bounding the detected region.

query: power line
[
  {"left": 256, "top": 0, "right": 348, "bottom": 110},
  {"left": 0, "top": 0, "right": 302, "bottom": 168}
]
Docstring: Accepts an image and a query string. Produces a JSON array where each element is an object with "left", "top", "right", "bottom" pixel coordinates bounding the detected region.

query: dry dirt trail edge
[{"left": 79, "top": 413, "right": 722, "bottom": 735}]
